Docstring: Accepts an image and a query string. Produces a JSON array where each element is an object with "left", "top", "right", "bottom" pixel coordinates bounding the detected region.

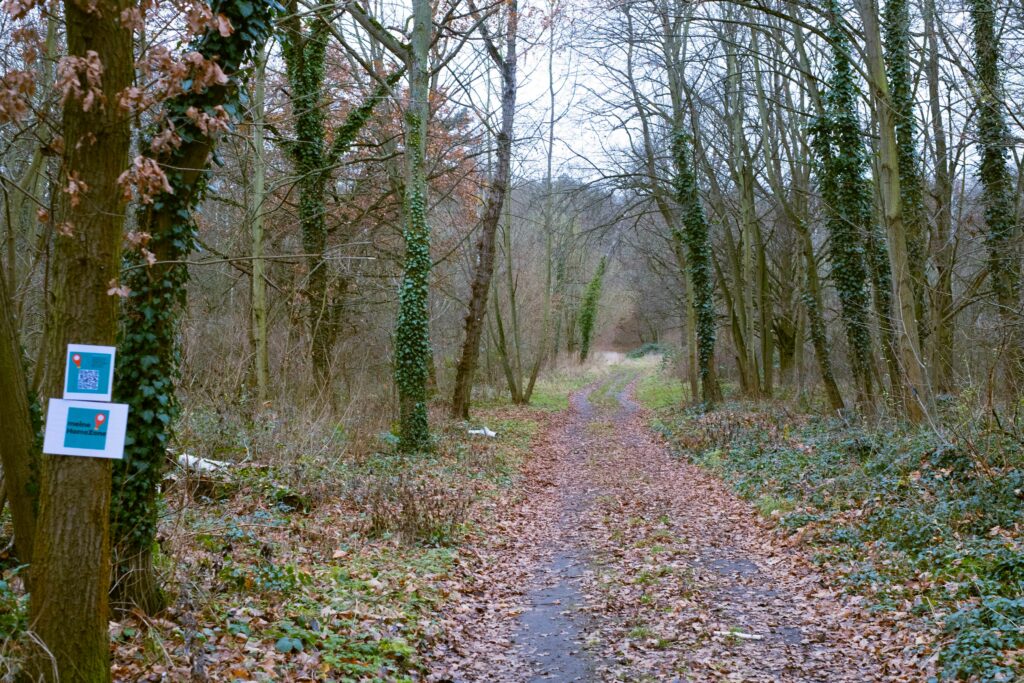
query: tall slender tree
[
  {"left": 451, "top": 0, "right": 518, "bottom": 419},
  {"left": 26, "top": 0, "right": 133, "bottom": 675},
  {"left": 881, "top": 0, "right": 927, "bottom": 342},
  {"left": 856, "top": 0, "right": 932, "bottom": 421},
  {"left": 672, "top": 130, "right": 722, "bottom": 404},
  {"left": 578, "top": 256, "right": 607, "bottom": 363},
  {"left": 809, "top": 4, "right": 876, "bottom": 410},
  {"left": 393, "top": 0, "right": 434, "bottom": 451},
  {"left": 281, "top": 4, "right": 403, "bottom": 399},
  {"left": 966, "top": 0, "right": 1021, "bottom": 390},
  {"left": 250, "top": 46, "right": 270, "bottom": 401},
  {"left": 280, "top": 0, "right": 338, "bottom": 395},
  {"left": 923, "top": 0, "right": 955, "bottom": 392},
  {"left": 112, "top": 0, "right": 278, "bottom": 613}
]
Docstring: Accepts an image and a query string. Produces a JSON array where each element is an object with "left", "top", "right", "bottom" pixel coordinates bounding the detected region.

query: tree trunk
[
  {"left": 798, "top": 223, "right": 845, "bottom": 413},
  {"left": 726, "top": 43, "right": 761, "bottom": 398},
  {"left": 966, "top": 0, "right": 1022, "bottom": 396},
  {"left": 26, "top": 0, "right": 133, "bottom": 676},
  {"left": 578, "top": 257, "right": 607, "bottom": 363},
  {"left": 924, "top": 0, "right": 955, "bottom": 393},
  {"left": 0, "top": 262, "right": 37, "bottom": 566},
  {"left": 523, "top": 222, "right": 553, "bottom": 402},
  {"left": 778, "top": 15, "right": 845, "bottom": 413},
  {"left": 281, "top": 1, "right": 336, "bottom": 395},
  {"left": 524, "top": 7, "right": 557, "bottom": 402},
  {"left": 882, "top": 0, "right": 928, "bottom": 344},
  {"left": 811, "top": 4, "right": 877, "bottom": 412},
  {"left": 392, "top": 0, "right": 434, "bottom": 451},
  {"left": 250, "top": 47, "right": 270, "bottom": 402},
  {"left": 451, "top": 1, "right": 518, "bottom": 419},
  {"left": 856, "top": 0, "right": 932, "bottom": 421},
  {"left": 491, "top": 293, "right": 522, "bottom": 403},
  {"left": 672, "top": 131, "right": 722, "bottom": 405},
  {"left": 757, "top": 224, "right": 773, "bottom": 397},
  {"left": 112, "top": 0, "right": 277, "bottom": 614},
  {"left": 0, "top": 16, "right": 62, "bottom": 569}
]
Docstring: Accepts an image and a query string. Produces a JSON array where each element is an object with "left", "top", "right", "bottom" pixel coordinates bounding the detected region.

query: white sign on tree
[{"left": 42, "top": 344, "right": 130, "bottom": 460}]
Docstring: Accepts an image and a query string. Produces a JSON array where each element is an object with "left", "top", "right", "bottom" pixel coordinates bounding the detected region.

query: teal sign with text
[{"left": 63, "top": 407, "right": 110, "bottom": 450}]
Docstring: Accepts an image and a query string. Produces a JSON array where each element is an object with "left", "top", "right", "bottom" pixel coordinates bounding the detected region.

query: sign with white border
[
  {"left": 63, "top": 344, "right": 116, "bottom": 401},
  {"left": 43, "top": 398, "right": 129, "bottom": 460}
]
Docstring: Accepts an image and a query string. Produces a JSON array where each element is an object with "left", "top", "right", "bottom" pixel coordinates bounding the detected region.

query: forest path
[{"left": 432, "top": 368, "right": 891, "bottom": 681}]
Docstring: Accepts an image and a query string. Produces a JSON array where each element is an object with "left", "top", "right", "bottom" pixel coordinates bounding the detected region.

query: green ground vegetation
[
  {"left": 0, "top": 401, "right": 544, "bottom": 680},
  {"left": 637, "top": 367, "right": 1023, "bottom": 682}
]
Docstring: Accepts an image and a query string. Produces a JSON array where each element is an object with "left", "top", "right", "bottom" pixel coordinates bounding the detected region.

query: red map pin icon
[
  {"left": 94, "top": 413, "right": 106, "bottom": 431},
  {"left": 72, "top": 353, "right": 82, "bottom": 368}
]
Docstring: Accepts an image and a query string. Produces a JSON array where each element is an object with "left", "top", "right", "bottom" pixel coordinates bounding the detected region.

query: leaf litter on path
[{"left": 429, "top": 374, "right": 933, "bottom": 682}]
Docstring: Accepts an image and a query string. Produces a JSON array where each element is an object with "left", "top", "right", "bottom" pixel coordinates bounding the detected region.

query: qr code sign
[{"left": 78, "top": 369, "right": 100, "bottom": 391}]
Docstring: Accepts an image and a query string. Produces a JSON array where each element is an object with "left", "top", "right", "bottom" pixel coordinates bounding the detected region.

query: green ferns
[
  {"left": 112, "top": 0, "right": 279, "bottom": 610},
  {"left": 809, "top": 5, "right": 876, "bottom": 408},
  {"left": 578, "top": 256, "right": 607, "bottom": 363}
]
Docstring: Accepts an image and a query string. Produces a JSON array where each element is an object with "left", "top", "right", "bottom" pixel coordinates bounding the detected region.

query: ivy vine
[
  {"left": 808, "top": 3, "right": 876, "bottom": 407},
  {"left": 578, "top": 256, "right": 606, "bottom": 363},
  {"left": 111, "top": 0, "right": 280, "bottom": 595},
  {"left": 967, "top": 0, "right": 1020, "bottom": 313},
  {"left": 394, "top": 119, "right": 432, "bottom": 452},
  {"left": 671, "top": 129, "right": 720, "bottom": 404},
  {"left": 882, "top": 0, "right": 928, "bottom": 334}
]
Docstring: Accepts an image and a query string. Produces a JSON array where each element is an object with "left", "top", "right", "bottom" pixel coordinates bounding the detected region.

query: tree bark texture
[{"left": 27, "top": 0, "right": 133, "bottom": 676}]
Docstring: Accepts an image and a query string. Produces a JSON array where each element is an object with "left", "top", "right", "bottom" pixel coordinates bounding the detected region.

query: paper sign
[
  {"left": 64, "top": 344, "right": 116, "bottom": 401},
  {"left": 43, "top": 398, "right": 128, "bottom": 460}
]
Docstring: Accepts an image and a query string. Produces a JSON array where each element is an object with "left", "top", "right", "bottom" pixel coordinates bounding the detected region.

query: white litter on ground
[{"left": 177, "top": 453, "right": 230, "bottom": 472}]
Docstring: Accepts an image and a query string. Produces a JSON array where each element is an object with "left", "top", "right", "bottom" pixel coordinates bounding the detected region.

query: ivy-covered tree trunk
[
  {"left": 280, "top": 3, "right": 407, "bottom": 404},
  {"left": 924, "top": 0, "right": 955, "bottom": 393},
  {"left": 780, "top": 16, "right": 846, "bottom": 413},
  {"left": 578, "top": 256, "right": 607, "bottom": 363},
  {"left": 967, "top": 0, "right": 1022, "bottom": 392},
  {"left": 671, "top": 131, "right": 722, "bottom": 405},
  {"left": 281, "top": 0, "right": 337, "bottom": 394},
  {"left": 856, "top": 0, "right": 937, "bottom": 419},
  {"left": 857, "top": 0, "right": 932, "bottom": 421},
  {"left": 112, "top": 0, "right": 277, "bottom": 614},
  {"left": 810, "top": 7, "right": 876, "bottom": 411},
  {"left": 26, "top": 0, "right": 133, "bottom": 675},
  {"left": 882, "top": 0, "right": 927, "bottom": 343},
  {"left": 394, "top": 0, "right": 433, "bottom": 452},
  {"left": 451, "top": 0, "right": 518, "bottom": 419}
]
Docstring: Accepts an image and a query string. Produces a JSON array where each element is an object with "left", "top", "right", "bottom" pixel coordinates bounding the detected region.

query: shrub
[
  {"left": 352, "top": 465, "right": 471, "bottom": 544},
  {"left": 626, "top": 342, "right": 669, "bottom": 359}
]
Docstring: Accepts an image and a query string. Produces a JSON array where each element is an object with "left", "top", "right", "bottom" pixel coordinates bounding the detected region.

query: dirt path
[{"left": 431, "top": 374, "right": 905, "bottom": 681}]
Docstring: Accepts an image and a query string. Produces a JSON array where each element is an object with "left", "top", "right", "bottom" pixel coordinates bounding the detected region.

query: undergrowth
[
  {"left": 647, "top": 383, "right": 1023, "bottom": 682},
  {"left": 0, "top": 390, "right": 546, "bottom": 680}
]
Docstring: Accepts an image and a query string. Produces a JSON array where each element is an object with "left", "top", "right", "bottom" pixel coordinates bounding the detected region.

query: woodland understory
[{"left": 0, "top": 0, "right": 1023, "bottom": 680}]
